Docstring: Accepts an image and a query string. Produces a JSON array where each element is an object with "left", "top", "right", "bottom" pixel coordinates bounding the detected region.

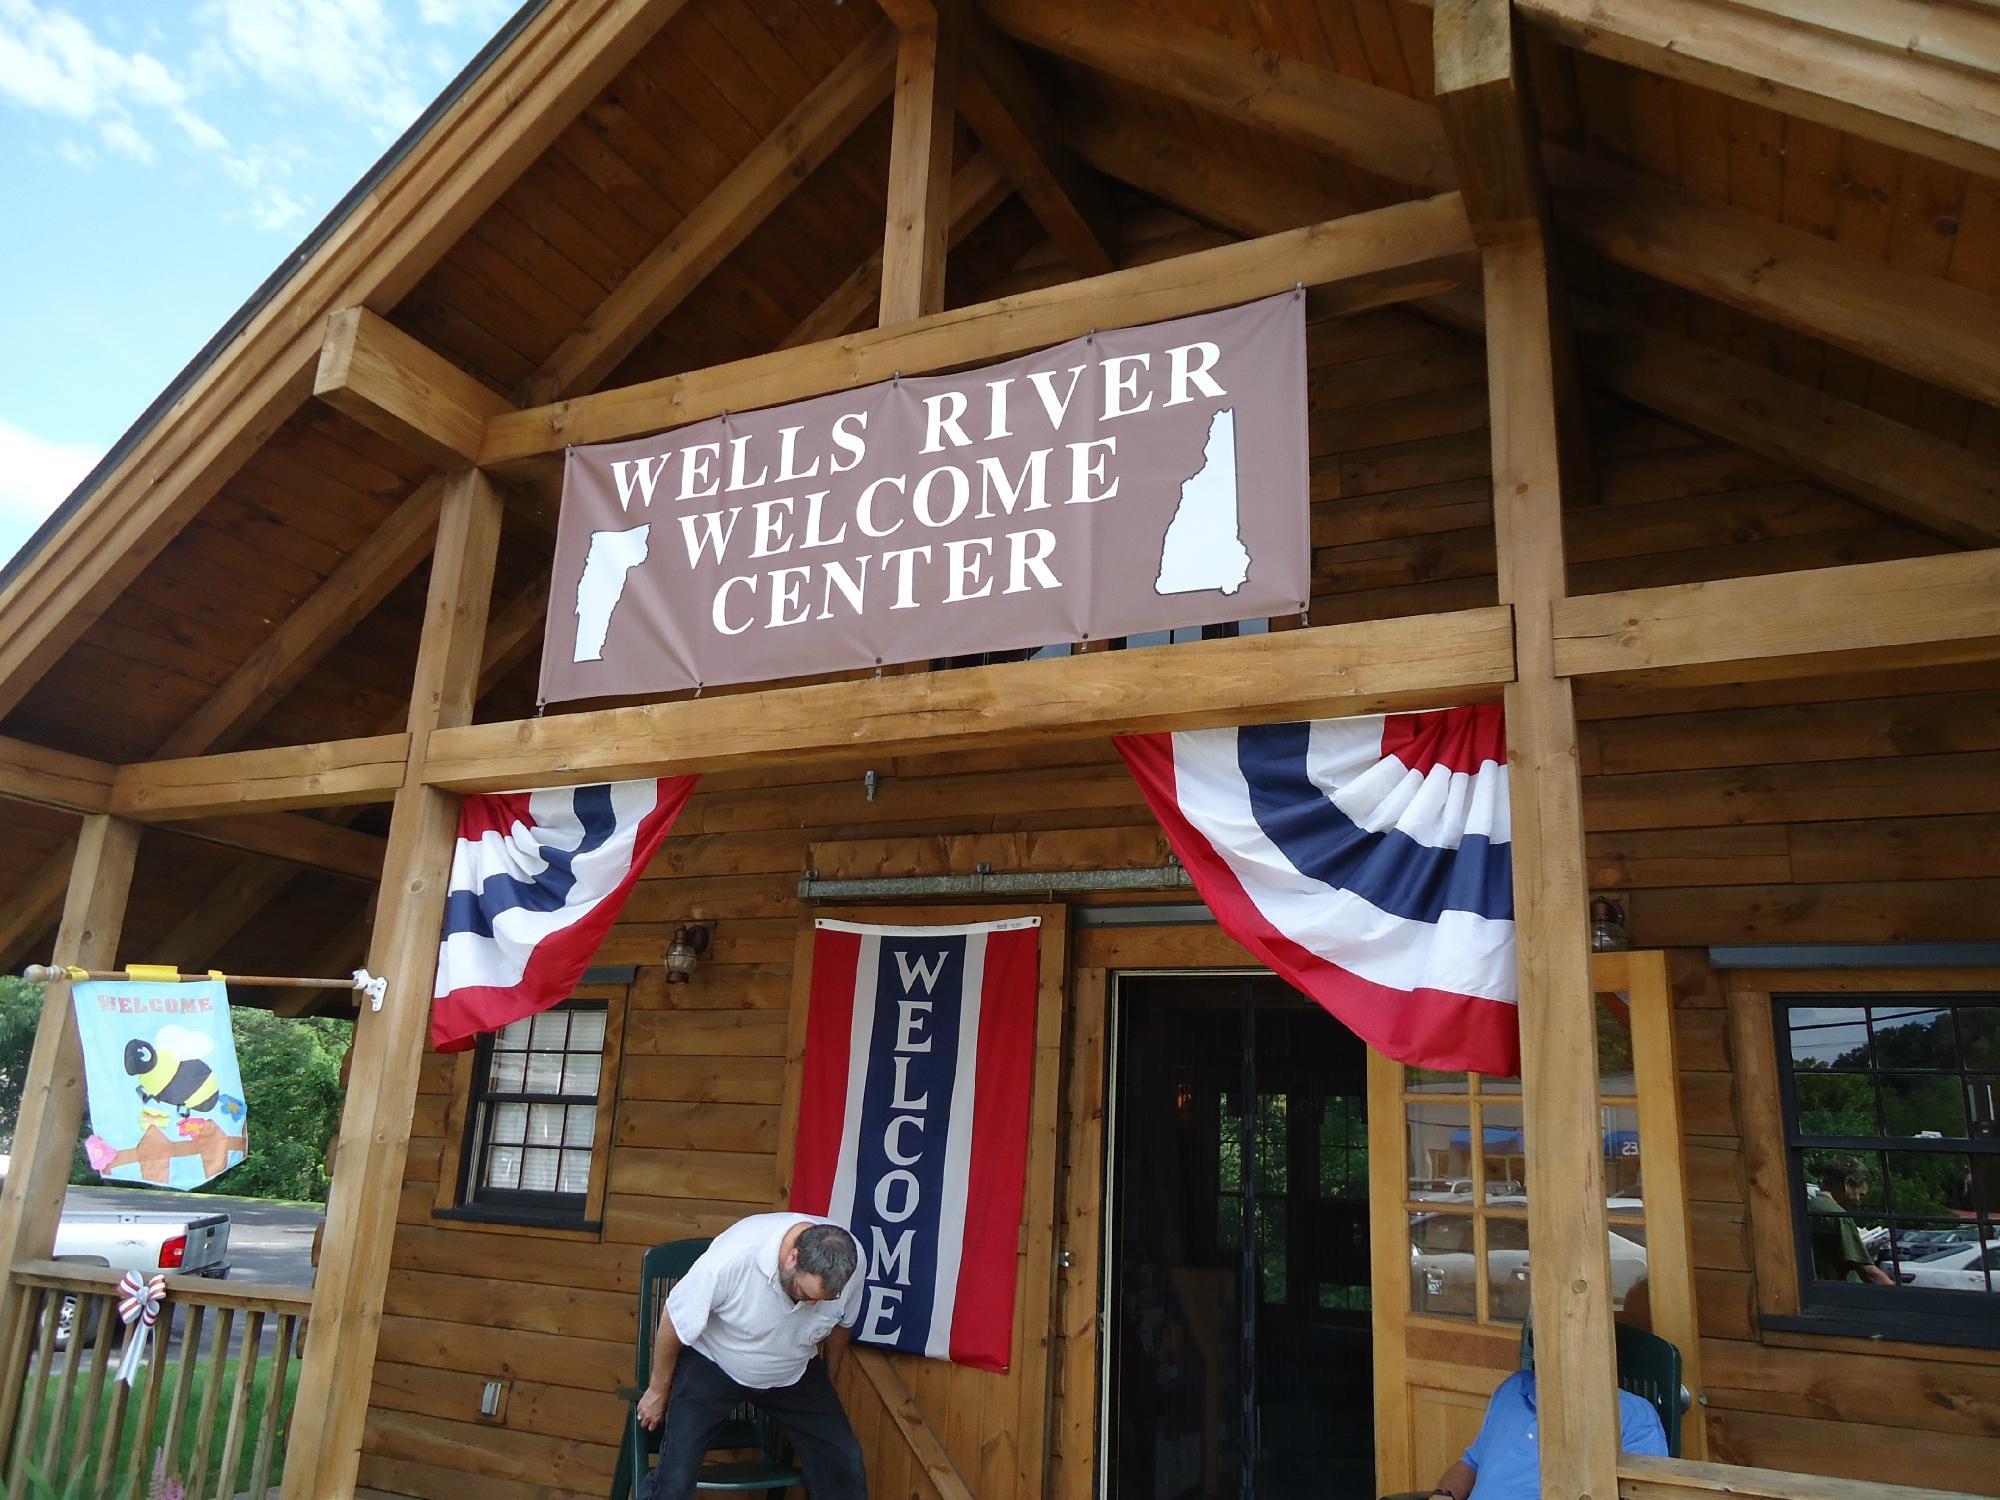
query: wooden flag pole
[{"left": 21, "top": 965, "right": 387, "bottom": 1007}]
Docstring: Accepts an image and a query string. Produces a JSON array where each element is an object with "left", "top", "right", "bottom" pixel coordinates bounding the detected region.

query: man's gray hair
[{"left": 797, "top": 1223, "right": 860, "bottom": 1295}]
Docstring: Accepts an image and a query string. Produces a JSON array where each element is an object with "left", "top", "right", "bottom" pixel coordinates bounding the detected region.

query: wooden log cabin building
[{"left": 0, "top": 1, "right": 1997, "bottom": 1497}]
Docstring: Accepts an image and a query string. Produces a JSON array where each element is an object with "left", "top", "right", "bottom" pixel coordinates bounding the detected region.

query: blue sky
[{"left": 0, "top": 0, "right": 525, "bottom": 569}]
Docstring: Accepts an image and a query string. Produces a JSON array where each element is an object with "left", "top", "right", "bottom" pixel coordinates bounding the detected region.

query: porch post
[
  {"left": 0, "top": 815, "right": 142, "bottom": 1394},
  {"left": 281, "top": 468, "right": 503, "bottom": 1500},
  {"left": 1434, "top": 3, "right": 1619, "bottom": 1496}
]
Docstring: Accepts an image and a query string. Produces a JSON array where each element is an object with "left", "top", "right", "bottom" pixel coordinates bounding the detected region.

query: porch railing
[{"left": 0, "top": 1262, "right": 310, "bottom": 1500}]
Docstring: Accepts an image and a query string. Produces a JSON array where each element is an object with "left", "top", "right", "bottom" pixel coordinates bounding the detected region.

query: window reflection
[
  {"left": 1406, "top": 1101, "right": 1472, "bottom": 1203},
  {"left": 1408, "top": 1211, "right": 1476, "bottom": 1319},
  {"left": 1783, "top": 997, "right": 2000, "bottom": 1309}
]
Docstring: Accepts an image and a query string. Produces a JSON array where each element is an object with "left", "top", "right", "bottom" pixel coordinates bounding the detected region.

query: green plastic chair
[{"left": 610, "top": 1238, "right": 806, "bottom": 1500}]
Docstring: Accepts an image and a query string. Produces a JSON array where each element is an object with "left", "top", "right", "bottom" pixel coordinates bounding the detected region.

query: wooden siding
[{"left": 354, "top": 302, "right": 1997, "bottom": 1497}]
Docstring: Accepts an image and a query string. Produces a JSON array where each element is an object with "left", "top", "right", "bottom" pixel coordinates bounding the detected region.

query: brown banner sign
[{"left": 539, "top": 293, "right": 1310, "bottom": 702}]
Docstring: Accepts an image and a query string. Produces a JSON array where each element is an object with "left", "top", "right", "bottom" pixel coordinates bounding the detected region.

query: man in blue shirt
[{"left": 1421, "top": 1368, "right": 1668, "bottom": 1500}]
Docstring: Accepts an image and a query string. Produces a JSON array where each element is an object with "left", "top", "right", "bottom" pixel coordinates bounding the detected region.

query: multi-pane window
[
  {"left": 461, "top": 1002, "right": 607, "bottom": 1219},
  {"left": 1776, "top": 996, "right": 2000, "bottom": 1330}
]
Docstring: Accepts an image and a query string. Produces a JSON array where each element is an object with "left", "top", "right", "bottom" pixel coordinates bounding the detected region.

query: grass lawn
[{"left": 15, "top": 1351, "right": 299, "bottom": 1496}]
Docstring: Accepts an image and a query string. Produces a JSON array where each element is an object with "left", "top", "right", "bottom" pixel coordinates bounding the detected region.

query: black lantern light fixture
[{"left": 664, "top": 924, "right": 710, "bottom": 984}]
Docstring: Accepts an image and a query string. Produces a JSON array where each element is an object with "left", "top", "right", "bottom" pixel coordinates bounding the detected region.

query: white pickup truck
[{"left": 50, "top": 1207, "right": 231, "bottom": 1347}]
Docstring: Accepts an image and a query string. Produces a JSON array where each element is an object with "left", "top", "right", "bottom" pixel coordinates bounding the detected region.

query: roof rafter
[
  {"left": 783, "top": 151, "right": 1013, "bottom": 349},
  {"left": 992, "top": 0, "right": 2000, "bottom": 413},
  {"left": 1072, "top": 113, "right": 2000, "bottom": 551},
  {"left": 520, "top": 21, "right": 902, "bottom": 404},
  {"left": 1517, "top": 0, "right": 2000, "bottom": 182},
  {"left": 885, "top": 0, "right": 1119, "bottom": 274}
]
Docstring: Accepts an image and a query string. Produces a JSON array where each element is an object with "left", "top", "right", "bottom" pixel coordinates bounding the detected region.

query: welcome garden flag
[
  {"left": 1117, "top": 704, "right": 1520, "bottom": 1076},
  {"left": 789, "top": 917, "right": 1042, "bottom": 1372},
  {"left": 74, "top": 978, "right": 247, "bottom": 1189}
]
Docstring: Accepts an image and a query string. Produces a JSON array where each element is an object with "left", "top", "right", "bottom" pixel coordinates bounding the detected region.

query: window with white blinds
[{"left": 463, "top": 1001, "right": 608, "bottom": 1218}]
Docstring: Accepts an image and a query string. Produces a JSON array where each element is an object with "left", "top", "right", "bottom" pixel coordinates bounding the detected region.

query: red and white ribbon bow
[{"left": 114, "top": 1269, "right": 167, "bottom": 1385}]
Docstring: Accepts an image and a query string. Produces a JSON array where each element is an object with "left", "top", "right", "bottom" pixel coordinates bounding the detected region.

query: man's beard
[{"left": 778, "top": 1265, "right": 800, "bottom": 1301}]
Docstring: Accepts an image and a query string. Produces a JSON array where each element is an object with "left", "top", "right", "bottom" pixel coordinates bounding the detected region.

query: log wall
[{"left": 356, "top": 309, "right": 2000, "bottom": 1498}]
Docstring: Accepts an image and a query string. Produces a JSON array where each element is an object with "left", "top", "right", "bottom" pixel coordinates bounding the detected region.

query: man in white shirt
[{"left": 636, "top": 1212, "right": 867, "bottom": 1500}]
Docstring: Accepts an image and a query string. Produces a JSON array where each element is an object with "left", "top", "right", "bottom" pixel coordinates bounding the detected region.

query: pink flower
[{"left": 84, "top": 1136, "right": 117, "bottom": 1173}]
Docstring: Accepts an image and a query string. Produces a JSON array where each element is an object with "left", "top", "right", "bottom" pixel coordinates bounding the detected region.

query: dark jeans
[{"left": 639, "top": 1349, "right": 867, "bottom": 1500}]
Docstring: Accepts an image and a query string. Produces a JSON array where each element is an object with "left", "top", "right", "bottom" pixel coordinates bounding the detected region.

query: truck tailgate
[{"left": 177, "top": 1214, "right": 230, "bottom": 1275}]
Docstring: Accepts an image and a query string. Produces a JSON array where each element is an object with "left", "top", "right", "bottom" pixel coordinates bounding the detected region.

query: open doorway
[{"left": 1107, "top": 972, "right": 1374, "bottom": 1500}]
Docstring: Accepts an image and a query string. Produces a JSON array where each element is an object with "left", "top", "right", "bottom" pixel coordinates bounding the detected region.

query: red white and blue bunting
[{"left": 1117, "top": 705, "right": 1520, "bottom": 1076}]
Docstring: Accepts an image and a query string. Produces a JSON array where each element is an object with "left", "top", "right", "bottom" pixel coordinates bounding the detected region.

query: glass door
[
  {"left": 1368, "top": 949, "right": 1707, "bottom": 1490},
  {"left": 1106, "top": 972, "right": 1374, "bottom": 1500}
]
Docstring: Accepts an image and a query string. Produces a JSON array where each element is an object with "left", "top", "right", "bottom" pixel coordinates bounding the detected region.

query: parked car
[
  {"left": 48, "top": 1206, "right": 231, "bottom": 1348},
  {"left": 1896, "top": 1240, "right": 2000, "bottom": 1293},
  {"left": 1408, "top": 1212, "right": 1649, "bottom": 1321}
]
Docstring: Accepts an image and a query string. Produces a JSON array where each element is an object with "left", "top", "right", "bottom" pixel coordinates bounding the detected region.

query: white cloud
[
  {"left": 0, "top": 0, "right": 182, "bottom": 119},
  {"left": 2, "top": 0, "right": 511, "bottom": 237},
  {"left": 215, "top": 139, "right": 314, "bottom": 231},
  {"left": 204, "top": 0, "right": 425, "bottom": 138},
  {"left": 97, "top": 114, "right": 151, "bottom": 163},
  {"left": 417, "top": 0, "right": 517, "bottom": 30},
  {"left": 0, "top": 419, "right": 101, "bottom": 533}
]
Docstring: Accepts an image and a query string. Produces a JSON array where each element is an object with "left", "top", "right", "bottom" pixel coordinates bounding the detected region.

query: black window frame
[
  {"left": 1770, "top": 992, "right": 2000, "bottom": 1349},
  {"left": 450, "top": 999, "right": 609, "bottom": 1229}
]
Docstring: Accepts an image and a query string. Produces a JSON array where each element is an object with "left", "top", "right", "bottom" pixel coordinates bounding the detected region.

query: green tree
[{"left": 196, "top": 1009, "right": 349, "bottom": 1203}]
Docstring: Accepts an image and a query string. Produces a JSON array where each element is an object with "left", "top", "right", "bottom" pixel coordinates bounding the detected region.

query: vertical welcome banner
[{"left": 789, "top": 917, "right": 1041, "bottom": 1372}]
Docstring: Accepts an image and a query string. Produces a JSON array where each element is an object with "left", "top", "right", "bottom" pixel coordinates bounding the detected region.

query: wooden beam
[
  {"left": 478, "top": 192, "right": 1477, "bottom": 469},
  {"left": 1441, "top": 6, "right": 1617, "bottom": 1496},
  {"left": 154, "top": 480, "right": 449, "bottom": 759},
  {"left": 783, "top": 152, "right": 1011, "bottom": 348},
  {"left": 172, "top": 813, "right": 384, "bottom": 882},
  {"left": 1486, "top": 231, "right": 1618, "bottom": 1500},
  {"left": 421, "top": 608, "right": 1514, "bottom": 792},
  {"left": 881, "top": 6, "right": 964, "bottom": 323},
  {"left": 137, "top": 575, "right": 544, "bottom": 974},
  {"left": 284, "top": 468, "right": 504, "bottom": 1500},
  {"left": 0, "top": 841, "right": 75, "bottom": 973},
  {"left": 1039, "top": 1, "right": 2000, "bottom": 420},
  {"left": 0, "top": 0, "right": 685, "bottom": 724},
  {"left": 1549, "top": 150, "right": 2000, "bottom": 413},
  {"left": 109, "top": 735, "right": 410, "bottom": 821},
  {"left": 0, "top": 817, "right": 141, "bottom": 1376},
  {"left": 0, "top": 737, "right": 114, "bottom": 815},
  {"left": 518, "top": 23, "right": 901, "bottom": 405},
  {"left": 1066, "top": 110, "right": 1353, "bottom": 241},
  {"left": 313, "top": 308, "right": 516, "bottom": 471},
  {"left": 1554, "top": 548, "right": 2000, "bottom": 687},
  {"left": 854, "top": 1350, "right": 976, "bottom": 1500},
  {"left": 153, "top": 855, "right": 298, "bottom": 970},
  {"left": 958, "top": 20, "right": 1117, "bottom": 275},
  {"left": 982, "top": 0, "right": 1454, "bottom": 191},
  {"left": 1573, "top": 303, "right": 2000, "bottom": 548},
  {"left": 1517, "top": 0, "right": 2000, "bottom": 181},
  {"left": 1434, "top": 0, "right": 1594, "bottom": 497},
  {"left": 1433, "top": 0, "right": 1544, "bottom": 241}
]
